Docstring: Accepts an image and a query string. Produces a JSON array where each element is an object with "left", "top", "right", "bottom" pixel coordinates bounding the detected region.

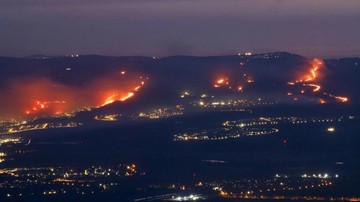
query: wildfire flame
[
  {"left": 327, "top": 94, "right": 348, "bottom": 103},
  {"left": 95, "top": 73, "right": 146, "bottom": 107},
  {"left": 25, "top": 100, "right": 67, "bottom": 115},
  {"left": 214, "top": 78, "right": 230, "bottom": 88},
  {"left": 0, "top": 70, "right": 147, "bottom": 121},
  {"left": 217, "top": 79, "right": 225, "bottom": 84},
  {"left": 296, "top": 59, "right": 323, "bottom": 83},
  {"left": 213, "top": 72, "right": 253, "bottom": 92},
  {"left": 288, "top": 58, "right": 349, "bottom": 103},
  {"left": 303, "top": 84, "right": 321, "bottom": 92},
  {"left": 336, "top": 96, "right": 348, "bottom": 102},
  {"left": 101, "top": 92, "right": 135, "bottom": 107}
]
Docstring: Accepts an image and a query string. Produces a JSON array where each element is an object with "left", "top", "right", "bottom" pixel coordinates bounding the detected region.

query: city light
[{"left": 327, "top": 127, "right": 335, "bottom": 132}]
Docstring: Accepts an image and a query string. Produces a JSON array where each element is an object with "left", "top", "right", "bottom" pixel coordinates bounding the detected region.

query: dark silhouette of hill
[{"left": 0, "top": 52, "right": 359, "bottom": 116}]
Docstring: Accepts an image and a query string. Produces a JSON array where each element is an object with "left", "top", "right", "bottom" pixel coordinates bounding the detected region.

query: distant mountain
[{"left": 0, "top": 52, "right": 359, "bottom": 120}]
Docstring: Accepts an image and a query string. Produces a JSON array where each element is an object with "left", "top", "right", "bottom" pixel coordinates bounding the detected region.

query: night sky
[{"left": 1, "top": 0, "right": 360, "bottom": 57}]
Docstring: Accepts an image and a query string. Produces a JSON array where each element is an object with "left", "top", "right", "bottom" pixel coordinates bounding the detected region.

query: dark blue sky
[{"left": 1, "top": 0, "right": 359, "bottom": 57}]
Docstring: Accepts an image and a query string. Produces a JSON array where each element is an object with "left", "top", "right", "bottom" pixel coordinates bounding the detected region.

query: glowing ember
[
  {"left": 217, "top": 79, "right": 225, "bottom": 84},
  {"left": 335, "top": 96, "right": 348, "bottom": 102},
  {"left": 304, "top": 84, "right": 321, "bottom": 92},
  {"left": 319, "top": 99, "right": 327, "bottom": 104},
  {"left": 134, "top": 86, "right": 142, "bottom": 91},
  {"left": 326, "top": 94, "right": 349, "bottom": 103},
  {"left": 213, "top": 73, "right": 254, "bottom": 93},
  {"left": 25, "top": 100, "right": 67, "bottom": 115},
  {"left": 214, "top": 77, "right": 231, "bottom": 88}
]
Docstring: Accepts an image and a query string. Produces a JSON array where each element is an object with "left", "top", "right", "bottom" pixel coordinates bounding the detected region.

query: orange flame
[
  {"left": 214, "top": 77, "right": 230, "bottom": 88},
  {"left": 288, "top": 59, "right": 350, "bottom": 104},
  {"left": 101, "top": 92, "right": 135, "bottom": 106},
  {"left": 25, "top": 100, "right": 67, "bottom": 115},
  {"left": 304, "top": 84, "right": 321, "bottom": 92},
  {"left": 296, "top": 59, "right": 323, "bottom": 83},
  {"left": 0, "top": 69, "right": 147, "bottom": 121},
  {"left": 217, "top": 79, "right": 225, "bottom": 84},
  {"left": 335, "top": 96, "right": 348, "bottom": 102}
]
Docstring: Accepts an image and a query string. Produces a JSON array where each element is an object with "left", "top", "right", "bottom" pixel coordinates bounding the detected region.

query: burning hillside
[{"left": 0, "top": 70, "right": 147, "bottom": 121}]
